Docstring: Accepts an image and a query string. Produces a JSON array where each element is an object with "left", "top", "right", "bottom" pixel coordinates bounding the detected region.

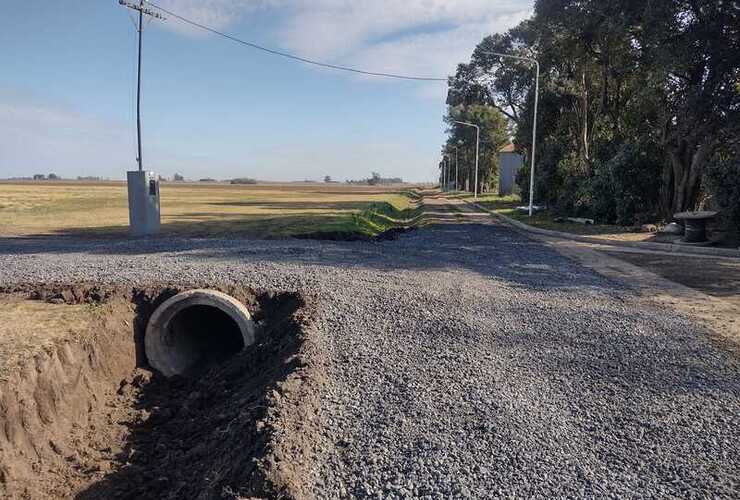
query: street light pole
[
  {"left": 478, "top": 51, "right": 540, "bottom": 216},
  {"left": 444, "top": 156, "right": 447, "bottom": 191},
  {"left": 441, "top": 156, "right": 447, "bottom": 191},
  {"left": 454, "top": 146, "right": 459, "bottom": 191},
  {"left": 453, "top": 121, "right": 480, "bottom": 199},
  {"left": 442, "top": 157, "right": 445, "bottom": 190}
]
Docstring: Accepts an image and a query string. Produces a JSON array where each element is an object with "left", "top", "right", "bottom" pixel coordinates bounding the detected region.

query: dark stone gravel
[{"left": 0, "top": 221, "right": 738, "bottom": 498}]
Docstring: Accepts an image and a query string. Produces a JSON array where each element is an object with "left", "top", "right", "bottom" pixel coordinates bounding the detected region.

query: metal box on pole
[{"left": 127, "top": 170, "right": 161, "bottom": 236}]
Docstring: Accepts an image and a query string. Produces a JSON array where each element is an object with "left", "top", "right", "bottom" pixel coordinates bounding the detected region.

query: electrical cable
[{"left": 146, "top": 1, "right": 448, "bottom": 82}]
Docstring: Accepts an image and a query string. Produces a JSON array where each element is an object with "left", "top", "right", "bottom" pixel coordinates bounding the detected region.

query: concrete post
[{"left": 127, "top": 170, "right": 161, "bottom": 236}]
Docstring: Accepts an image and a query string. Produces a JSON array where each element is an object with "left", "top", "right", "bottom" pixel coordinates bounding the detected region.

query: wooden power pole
[{"left": 118, "top": 0, "right": 165, "bottom": 172}]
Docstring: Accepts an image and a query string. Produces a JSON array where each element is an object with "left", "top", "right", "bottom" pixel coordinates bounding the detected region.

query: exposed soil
[
  {"left": 0, "top": 297, "right": 99, "bottom": 381},
  {"left": 0, "top": 284, "right": 322, "bottom": 500}
]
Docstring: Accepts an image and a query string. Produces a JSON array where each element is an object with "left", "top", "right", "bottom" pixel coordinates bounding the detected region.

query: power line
[{"left": 146, "top": 1, "right": 448, "bottom": 82}]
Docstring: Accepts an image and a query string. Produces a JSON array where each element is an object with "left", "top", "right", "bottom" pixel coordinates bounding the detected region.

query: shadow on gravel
[
  {"left": 603, "top": 251, "right": 740, "bottom": 302},
  {"left": 493, "top": 317, "right": 740, "bottom": 398},
  {"left": 0, "top": 223, "right": 618, "bottom": 292}
]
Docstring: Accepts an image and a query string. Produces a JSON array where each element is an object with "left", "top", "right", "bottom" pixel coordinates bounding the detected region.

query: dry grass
[
  {"left": 0, "top": 296, "right": 98, "bottom": 380},
  {"left": 0, "top": 181, "right": 415, "bottom": 238}
]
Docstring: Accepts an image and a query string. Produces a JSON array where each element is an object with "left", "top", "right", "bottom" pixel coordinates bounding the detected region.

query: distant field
[{"left": 0, "top": 181, "right": 418, "bottom": 238}]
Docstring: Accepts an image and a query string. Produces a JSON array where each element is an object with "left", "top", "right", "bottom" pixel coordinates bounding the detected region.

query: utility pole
[
  {"left": 119, "top": 0, "right": 165, "bottom": 237},
  {"left": 454, "top": 146, "right": 458, "bottom": 191},
  {"left": 119, "top": 0, "right": 165, "bottom": 171},
  {"left": 443, "top": 156, "right": 448, "bottom": 191}
]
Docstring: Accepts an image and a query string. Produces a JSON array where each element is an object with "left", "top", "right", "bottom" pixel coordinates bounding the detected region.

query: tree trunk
[
  {"left": 581, "top": 70, "right": 589, "bottom": 163},
  {"left": 666, "top": 135, "right": 716, "bottom": 214},
  {"left": 659, "top": 161, "right": 674, "bottom": 219}
]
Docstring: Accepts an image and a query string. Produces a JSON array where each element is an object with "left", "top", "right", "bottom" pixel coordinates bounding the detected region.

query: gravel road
[{"left": 1, "top": 198, "right": 738, "bottom": 498}]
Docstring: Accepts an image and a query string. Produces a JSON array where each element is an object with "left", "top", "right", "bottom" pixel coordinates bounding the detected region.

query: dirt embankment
[{"left": 0, "top": 284, "right": 324, "bottom": 499}]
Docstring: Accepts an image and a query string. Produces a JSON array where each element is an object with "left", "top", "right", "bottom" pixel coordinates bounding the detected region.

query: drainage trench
[{"left": 0, "top": 285, "right": 308, "bottom": 499}]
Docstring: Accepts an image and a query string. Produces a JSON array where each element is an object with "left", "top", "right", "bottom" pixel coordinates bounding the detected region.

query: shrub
[
  {"left": 704, "top": 148, "right": 740, "bottom": 232},
  {"left": 554, "top": 153, "right": 591, "bottom": 216},
  {"left": 588, "top": 143, "right": 662, "bottom": 225},
  {"left": 516, "top": 139, "right": 567, "bottom": 209}
]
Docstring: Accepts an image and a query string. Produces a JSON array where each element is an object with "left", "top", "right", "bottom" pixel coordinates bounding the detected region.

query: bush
[
  {"left": 516, "top": 139, "right": 567, "bottom": 208},
  {"left": 554, "top": 153, "right": 591, "bottom": 216},
  {"left": 516, "top": 139, "right": 662, "bottom": 225},
  {"left": 588, "top": 143, "right": 662, "bottom": 225},
  {"left": 704, "top": 148, "right": 740, "bottom": 232}
]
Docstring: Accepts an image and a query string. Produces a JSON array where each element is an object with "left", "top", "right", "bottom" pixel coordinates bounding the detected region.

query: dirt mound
[{"left": 0, "top": 285, "right": 323, "bottom": 499}]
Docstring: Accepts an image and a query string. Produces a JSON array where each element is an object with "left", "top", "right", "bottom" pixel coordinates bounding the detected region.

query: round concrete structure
[{"left": 145, "top": 289, "right": 256, "bottom": 377}]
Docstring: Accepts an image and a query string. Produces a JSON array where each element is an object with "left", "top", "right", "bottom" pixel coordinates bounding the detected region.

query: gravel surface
[{"left": 1, "top": 203, "right": 738, "bottom": 498}]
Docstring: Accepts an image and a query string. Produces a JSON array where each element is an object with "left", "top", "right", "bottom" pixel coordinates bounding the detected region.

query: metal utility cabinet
[{"left": 127, "top": 170, "right": 161, "bottom": 236}]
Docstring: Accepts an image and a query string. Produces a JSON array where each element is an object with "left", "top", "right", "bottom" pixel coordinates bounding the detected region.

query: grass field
[{"left": 0, "top": 181, "right": 419, "bottom": 239}]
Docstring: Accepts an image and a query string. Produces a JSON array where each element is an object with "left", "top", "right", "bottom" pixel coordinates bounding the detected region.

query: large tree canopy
[{"left": 445, "top": 0, "right": 740, "bottom": 222}]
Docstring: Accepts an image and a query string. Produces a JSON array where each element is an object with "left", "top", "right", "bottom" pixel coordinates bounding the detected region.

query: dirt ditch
[{"left": 0, "top": 284, "right": 323, "bottom": 499}]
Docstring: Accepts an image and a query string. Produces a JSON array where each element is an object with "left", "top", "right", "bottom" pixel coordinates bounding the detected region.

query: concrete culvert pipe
[{"left": 145, "top": 289, "right": 256, "bottom": 377}]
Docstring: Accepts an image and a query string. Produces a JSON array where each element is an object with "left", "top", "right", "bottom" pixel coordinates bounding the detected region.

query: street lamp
[
  {"left": 453, "top": 145, "right": 459, "bottom": 191},
  {"left": 457, "top": 139, "right": 463, "bottom": 191},
  {"left": 447, "top": 145, "right": 460, "bottom": 192},
  {"left": 444, "top": 156, "right": 448, "bottom": 191},
  {"left": 441, "top": 155, "right": 449, "bottom": 191},
  {"left": 478, "top": 50, "right": 540, "bottom": 216},
  {"left": 453, "top": 120, "right": 480, "bottom": 199}
]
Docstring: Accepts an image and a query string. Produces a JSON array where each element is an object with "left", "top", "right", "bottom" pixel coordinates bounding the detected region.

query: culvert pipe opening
[{"left": 145, "top": 289, "right": 256, "bottom": 377}]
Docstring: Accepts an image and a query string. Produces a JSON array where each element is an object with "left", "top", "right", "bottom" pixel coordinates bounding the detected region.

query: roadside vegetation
[
  {"left": 352, "top": 196, "right": 422, "bottom": 236},
  {"left": 443, "top": 1, "right": 739, "bottom": 242},
  {"left": 459, "top": 193, "right": 645, "bottom": 238}
]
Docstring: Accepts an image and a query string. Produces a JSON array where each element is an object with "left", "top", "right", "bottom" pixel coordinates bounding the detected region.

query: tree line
[
  {"left": 442, "top": 105, "right": 509, "bottom": 193},
  {"left": 446, "top": 0, "right": 739, "bottom": 229},
  {"left": 346, "top": 172, "right": 404, "bottom": 185}
]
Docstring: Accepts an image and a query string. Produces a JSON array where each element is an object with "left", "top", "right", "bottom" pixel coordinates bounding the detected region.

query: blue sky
[{"left": 0, "top": 0, "right": 532, "bottom": 182}]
